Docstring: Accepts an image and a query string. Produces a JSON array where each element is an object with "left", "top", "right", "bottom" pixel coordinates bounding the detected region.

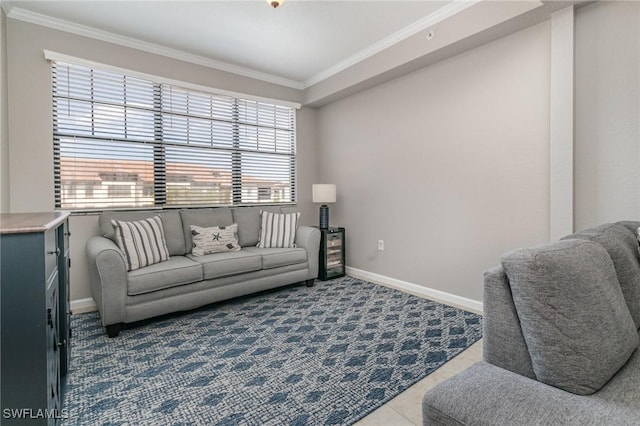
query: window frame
[{"left": 51, "top": 57, "right": 299, "bottom": 212}]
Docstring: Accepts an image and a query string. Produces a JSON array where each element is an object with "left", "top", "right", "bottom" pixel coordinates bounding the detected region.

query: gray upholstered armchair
[{"left": 423, "top": 222, "right": 640, "bottom": 425}]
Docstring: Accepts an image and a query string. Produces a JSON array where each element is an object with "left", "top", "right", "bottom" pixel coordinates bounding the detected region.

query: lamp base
[{"left": 319, "top": 205, "right": 329, "bottom": 229}]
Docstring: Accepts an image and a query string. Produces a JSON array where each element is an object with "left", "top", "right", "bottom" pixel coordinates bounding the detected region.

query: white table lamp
[{"left": 312, "top": 184, "right": 336, "bottom": 229}]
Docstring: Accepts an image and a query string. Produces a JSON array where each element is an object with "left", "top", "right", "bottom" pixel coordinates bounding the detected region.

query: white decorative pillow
[
  {"left": 111, "top": 216, "right": 170, "bottom": 271},
  {"left": 257, "top": 211, "right": 300, "bottom": 248},
  {"left": 190, "top": 224, "right": 241, "bottom": 256}
]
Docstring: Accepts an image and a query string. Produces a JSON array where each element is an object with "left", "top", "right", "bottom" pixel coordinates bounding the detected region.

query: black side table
[{"left": 318, "top": 227, "right": 346, "bottom": 281}]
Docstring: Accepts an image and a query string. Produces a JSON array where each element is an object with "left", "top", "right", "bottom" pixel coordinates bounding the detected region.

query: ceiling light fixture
[{"left": 268, "top": 0, "right": 283, "bottom": 8}]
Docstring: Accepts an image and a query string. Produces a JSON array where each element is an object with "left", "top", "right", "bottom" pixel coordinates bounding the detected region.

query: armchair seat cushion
[
  {"left": 424, "top": 353, "right": 640, "bottom": 426},
  {"left": 128, "top": 256, "right": 203, "bottom": 295},
  {"left": 188, "top": 250, "right": 262, "bottom": 280},
  {"left": 244, "top": 247, "right": 307, "bottom": 269}
]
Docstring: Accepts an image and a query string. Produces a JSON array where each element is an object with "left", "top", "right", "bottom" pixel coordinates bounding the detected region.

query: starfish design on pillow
[{"left": 212, "top": 233, "right": 221, "bottom": 241}]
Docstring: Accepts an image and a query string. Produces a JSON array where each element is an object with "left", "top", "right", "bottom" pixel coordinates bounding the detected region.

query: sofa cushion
[
  {"left": 100, "top": 210, "right": 186, "bottom": 256},
  {"left": 243, "top": 247, "right": 307, "bottom": 269},
  {"left": 563, "top": 223, "right": 640, "bottom": 329},
  {"left": 111, "top": 216, "right": 170, "bottom": 271},
  {"left": 190, "top": 224, "right": 241, "bottom": 256},
  {"left": 231, "top": 206, "right": 281, "bottom": 247},
  {"left": 128, "top": 256, "right": 203, "bottom": 295},
  {"left": 180, "top": 208, "right": 233, "bottom": 253},
  {"left": 257, "top": 211, "right": 300, "bottom": 248},
  {"left": 501, "top": 239, "right": 639, "bottom": 395},
  {"left": 188, "top": 250, "right": 262, "bottom": 280}
]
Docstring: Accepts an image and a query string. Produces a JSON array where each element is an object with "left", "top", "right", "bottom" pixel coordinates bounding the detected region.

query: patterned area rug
[{"left": 62, "top": 277, "right": 482, "bottom": 425}]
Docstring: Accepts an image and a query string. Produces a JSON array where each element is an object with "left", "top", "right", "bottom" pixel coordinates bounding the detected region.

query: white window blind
[{"left": 52, "top": 61, "right": 296, "bottom": 210}]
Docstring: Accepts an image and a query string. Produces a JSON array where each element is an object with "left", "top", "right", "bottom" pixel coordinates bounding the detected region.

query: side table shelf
[{"left": 318, "top": 227, "right": 346, "bottom": 281}]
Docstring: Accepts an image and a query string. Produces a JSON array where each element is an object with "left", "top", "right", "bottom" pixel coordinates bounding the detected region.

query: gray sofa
[
  {"left": 423, "top": 221, "right": 640, "bottom": 425},
  {"left": 87, "top": 206, "right": 321, "bottom": 337}
]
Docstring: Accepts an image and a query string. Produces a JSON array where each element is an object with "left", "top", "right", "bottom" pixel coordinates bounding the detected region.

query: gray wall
[
  {"left": 574, "top": 1, "right": 640, "bottom": 230},
  {"left": 0, "top": 8, "right": 8, "bottom": 213},
  {"left": 5, "top": 2, "right": 640, "bottom": 305},
  {"left": 317, "top": 22, "right": 552, "bottom": 302},
  {"left": 5, "top": 18, "right": 318, "bottom": 301}
]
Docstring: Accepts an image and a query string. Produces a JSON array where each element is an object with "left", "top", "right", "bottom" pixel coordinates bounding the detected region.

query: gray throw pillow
[
  {"left": 563, "top": 223, "right": 640, "bottom": 329},
  {"left": 502, "top": 239, "right": 639, "bottom": 395}
]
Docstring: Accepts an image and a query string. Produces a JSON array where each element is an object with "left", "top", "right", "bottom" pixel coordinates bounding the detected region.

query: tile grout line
[{"left": 390, "top": 405, "right": 420, "bottom": 426}]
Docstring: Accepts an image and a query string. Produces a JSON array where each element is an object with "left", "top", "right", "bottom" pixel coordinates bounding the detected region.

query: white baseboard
[
  {"left": 346, "top": 267, "right": 483, "bottom": 314},
  {"left": 70, "top": 298, "right": 97, "bottom": 314},
  {"left": 69, "top": 272, "right": 483, "bottom": 315}
]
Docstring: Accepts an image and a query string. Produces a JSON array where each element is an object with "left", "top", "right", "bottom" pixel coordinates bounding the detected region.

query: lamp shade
[{"left": 312, "top": 184, "right": 337, "bottom": 203}]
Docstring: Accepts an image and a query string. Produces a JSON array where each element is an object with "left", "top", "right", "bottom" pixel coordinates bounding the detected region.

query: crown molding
[
  {"left": 5, "top": 5, "right": 305, "bottom": 90},
  {"left": 5, "top": 1, "right": 482, "bottom": 93},
  {"left": 302, "top": 0, "right": 481, "bottom": 88},
  {"left": 0, "top": 1, "right": 11, "bottom": 16}
]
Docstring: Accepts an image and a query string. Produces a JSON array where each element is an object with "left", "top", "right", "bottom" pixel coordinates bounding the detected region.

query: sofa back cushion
[
  {"left": 180, "top": 208, "right": 233, "bottom": 253},
  {"left": 231, "top": 206, "right": 282, "bottom": 247},
  {"left": 501, "top": 239, "right": 639, "bottom": 395},
  {"left": 99, "top": 210, "right": 186, "bottom": 256},
  {"left": 563, "top": 223, "right": 640, "bottom": 329}
]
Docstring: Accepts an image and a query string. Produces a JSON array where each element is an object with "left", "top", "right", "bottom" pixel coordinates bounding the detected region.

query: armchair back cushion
[
  {"left": 562, "top": 223, "right": 640, "bottom": 329},
  {"left": 502, "top": 239, "right": 639, "bottom": 395}
]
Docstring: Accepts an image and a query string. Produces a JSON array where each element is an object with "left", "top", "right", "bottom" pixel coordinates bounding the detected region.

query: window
[{"left": 52, "top": 61, "right": 296, "bottom": 210}]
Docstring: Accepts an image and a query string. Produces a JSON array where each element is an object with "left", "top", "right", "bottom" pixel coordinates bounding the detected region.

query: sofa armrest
[
  {"left": 296, "top": 226, "right": 321, "bottom": 280},
  {"left": 423, "top": 361, "right": 635, "bottom": 425},
  {"left": 86, "top": 235, "right": 128, "bottom": 326}
]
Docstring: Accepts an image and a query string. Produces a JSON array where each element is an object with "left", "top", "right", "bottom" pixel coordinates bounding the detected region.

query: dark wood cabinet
[
  {"left": 1, "top": 212, "right": 71, "bottom": 425},
  {"left": 318, "top": 227, "right": 346, "bottom": 281}
]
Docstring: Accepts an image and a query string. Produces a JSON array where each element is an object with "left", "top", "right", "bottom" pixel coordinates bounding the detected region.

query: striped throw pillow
[
  {"left": 257, "top": 211, "right": 300, "bottom": 248},
  {"left": 111, "top": 216, "right": 170, "bottom": 271}
]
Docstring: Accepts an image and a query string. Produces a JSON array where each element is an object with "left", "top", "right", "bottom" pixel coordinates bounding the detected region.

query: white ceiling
[{"left": 4, "top": 0, "right": 459, "bottom": 87}]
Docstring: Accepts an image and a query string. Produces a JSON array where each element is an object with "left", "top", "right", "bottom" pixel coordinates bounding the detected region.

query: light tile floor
[
  {"left": 355, "top": 339, "right": 483, "bottom": 426},
  {"left": 352, "top": 286, "right": 484, "bottom": 426}
]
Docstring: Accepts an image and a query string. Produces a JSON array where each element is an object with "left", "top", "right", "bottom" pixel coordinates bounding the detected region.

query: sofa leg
[
  {"left": 305, "top": 279, "right": 315, "bottom": 288},
  {"left": 106, "top": 323, "right": 122, "bottom": 338}
]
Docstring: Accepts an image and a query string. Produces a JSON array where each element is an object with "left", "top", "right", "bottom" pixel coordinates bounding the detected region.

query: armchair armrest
[
  {"left": 86, "top": 235, "right": 128, "bottom": 326},
  {"left": 295, "top": 226, "right": 321, "bottom": 279},
  {"left": 423, "top": 361, "right": 635, "bottom": 425}
]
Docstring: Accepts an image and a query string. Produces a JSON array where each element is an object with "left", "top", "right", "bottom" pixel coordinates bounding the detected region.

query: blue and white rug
[{"left": 62, "top": 276, "right": 482, "bottom": 425}]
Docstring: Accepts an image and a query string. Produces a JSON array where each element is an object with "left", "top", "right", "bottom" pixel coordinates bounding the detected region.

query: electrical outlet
[{"left": 378, "top": 240, "right": 384, "bottom": 251}]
